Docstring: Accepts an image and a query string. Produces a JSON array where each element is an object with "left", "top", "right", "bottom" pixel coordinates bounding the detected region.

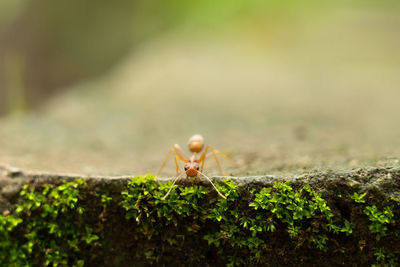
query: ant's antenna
[
  {"left": 161, "top": 172, "right": 185, "bottom": 200},
  {"left": 197, "top": 171, "right": 226, "bottom": 199}
]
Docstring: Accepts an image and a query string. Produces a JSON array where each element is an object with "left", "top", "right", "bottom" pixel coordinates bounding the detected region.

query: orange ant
[{"left": 157, "top": 134, "right": 230, "bottom": 200}]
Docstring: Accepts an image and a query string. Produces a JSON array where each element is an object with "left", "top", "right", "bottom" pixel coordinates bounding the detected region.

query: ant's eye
[
  {"left": 184, "top": 166, "right": 188, "bottom": 171},
  {"left": 196, "top": 166, "right": 199, "bottom": 170}
]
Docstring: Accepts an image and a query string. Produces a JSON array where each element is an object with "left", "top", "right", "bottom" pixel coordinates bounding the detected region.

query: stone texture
[
  {"left": 1, "top": 164, "right": 400, "bottom": 212},
  {"left": 2, "top": 164, "right": 400, "bottom": 265}
]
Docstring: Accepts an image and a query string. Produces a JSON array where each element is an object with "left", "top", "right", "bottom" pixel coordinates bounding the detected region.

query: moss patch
[{"left": 1, "top": 174, "right": 400, "bottom": 266}]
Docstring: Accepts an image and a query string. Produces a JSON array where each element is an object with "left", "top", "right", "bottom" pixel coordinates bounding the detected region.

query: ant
[{"left": 157, "top": 134, "right": 230, "bottom": 200}]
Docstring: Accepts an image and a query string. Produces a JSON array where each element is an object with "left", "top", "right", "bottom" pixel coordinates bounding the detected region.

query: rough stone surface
[
  {"left": 2, "top": 164, "right": 400, "bottom": 265},
  {"left": 1, "top": 164, "right": 400, "bottom": 212}
]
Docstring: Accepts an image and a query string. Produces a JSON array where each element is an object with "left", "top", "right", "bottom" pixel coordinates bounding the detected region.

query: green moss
[
  {"left": 0, "top": 214, "right": 26, "bottom": 265},
  {"left": 120, "top": 176, "right": 400, "bottom": 266},
  {"left": 372, "top": 247, "right": 399, "bottom": 267},
  {"left": 1, "top": 175, "right": 400, "bottom": 266},
  {"left": 249, "top": 182, "right": 352, "bottom": 250},
  {"left": 1, "top": 179, "right": 99, "bottom": 266}
]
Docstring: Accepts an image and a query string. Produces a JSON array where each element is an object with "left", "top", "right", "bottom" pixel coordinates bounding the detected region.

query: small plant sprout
[
  {"left": 157, "top": 134, "right": 230, "bottom": 200},
  {"left": 351, "top": 192, "right": 367, "bottom": 203}
]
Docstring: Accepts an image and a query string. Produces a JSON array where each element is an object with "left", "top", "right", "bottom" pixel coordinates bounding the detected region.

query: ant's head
[
  {"left": 184, "top": 162, "right": 199, "bottom": 177},
  {"left": 188, "top": 134, "right": 204, "bottom": 153}
]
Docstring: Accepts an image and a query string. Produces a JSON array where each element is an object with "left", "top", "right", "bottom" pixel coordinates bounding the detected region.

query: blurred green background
[
  {"left": 0, "top": 0, "right": 399, "bottom": 175},
  {"left": 1, "top": 0, "right": 398, "bottom": 114}
]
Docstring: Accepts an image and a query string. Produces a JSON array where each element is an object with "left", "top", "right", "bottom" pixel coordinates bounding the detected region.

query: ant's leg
[
  {"left": 162, "top": 172, "right": 184, "bottom": 200},
  {"left": 157, "top": 147, "right": 187, "bottom": 176},
  {"left": 199, "top": 145, "right": 226, "bottom": 176},
  {"left": 206, "top": 150, "right": 231, "bottom": 161},
  {"left": 197, "top": 171, "right": 226, "bottom": 199},
  {"left": 173, "top": 144, "right": 189, "bottom": 160},
  {"left": 174, "top": 156, "right": 182, "bottom": 177},
  {"left": 199, "top": 151, "right": 207, "bottom": 174}
]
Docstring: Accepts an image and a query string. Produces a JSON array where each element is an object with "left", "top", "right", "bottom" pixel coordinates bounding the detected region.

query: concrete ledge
[
  {"left": 1, "top": 164, "right": 400, "bottom": 266},
  {"left": 2, "top": 164, "right": 400, "bottom": 209}
]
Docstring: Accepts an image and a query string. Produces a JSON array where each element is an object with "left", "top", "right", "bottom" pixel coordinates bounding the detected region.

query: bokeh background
[{"left": 0, "top": 0, "right": 399, "bottom": 176}]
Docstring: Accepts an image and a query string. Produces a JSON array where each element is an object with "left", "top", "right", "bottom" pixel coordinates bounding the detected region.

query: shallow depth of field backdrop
[{"left": 0, "top": 0, "right": 399, "bottom": 176}]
